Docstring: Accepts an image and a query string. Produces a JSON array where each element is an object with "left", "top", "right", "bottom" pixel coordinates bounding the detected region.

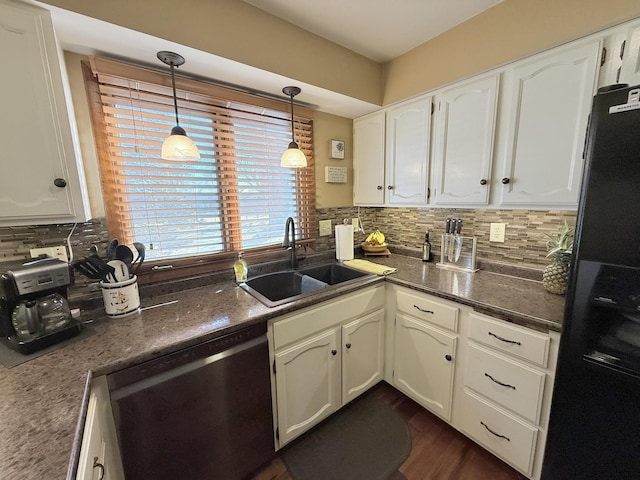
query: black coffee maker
[{"left": 0, "top": 257, "right": 81, "bottom": 354}]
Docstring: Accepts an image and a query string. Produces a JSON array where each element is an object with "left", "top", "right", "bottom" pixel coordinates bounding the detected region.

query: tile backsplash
[
  {"left": 317, "top": 207, "right": 576, "bottom": 269},
  {"left": 0, "top": 207, "right": 575, "bottom": 300}
]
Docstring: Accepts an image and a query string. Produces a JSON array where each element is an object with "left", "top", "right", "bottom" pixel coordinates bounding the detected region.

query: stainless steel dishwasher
[{"left": 107, "top": 323, "right": 274, "bottom": 480}]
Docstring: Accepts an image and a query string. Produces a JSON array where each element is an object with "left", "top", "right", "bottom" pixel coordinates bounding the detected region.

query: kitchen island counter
[{"left": 0, "top": 254, "right": 564, "bottom": 480}]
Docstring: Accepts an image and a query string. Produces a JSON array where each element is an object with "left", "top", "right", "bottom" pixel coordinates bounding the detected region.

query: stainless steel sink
[{"left": 239, "top": 263, "right": 371, "bottom": 307}]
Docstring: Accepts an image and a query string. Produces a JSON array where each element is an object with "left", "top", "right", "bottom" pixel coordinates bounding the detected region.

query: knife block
[{"left": 437, "top": 234, "right": 479, "bottom": 272}]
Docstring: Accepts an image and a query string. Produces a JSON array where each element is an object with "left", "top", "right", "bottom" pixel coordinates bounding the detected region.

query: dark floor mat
[{"left": 281, "top": 392, "right": 411, "bottom": 480}]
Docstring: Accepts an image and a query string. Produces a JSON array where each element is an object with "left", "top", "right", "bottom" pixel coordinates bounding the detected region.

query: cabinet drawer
[
  {"left": 465, "top": 344, "right": 545, "bottom": 424},
  {"left": 272, "top": 286, "right": 384, "bottom": 350},
  {"left": 458, "top": 390, "right": 538, "bottom": 476},
  {"left": 397, "top": 289, "right": 458, "bottom": 332},
  {"left": 469, "top": 313, "right": 550, "bottom": 367}
]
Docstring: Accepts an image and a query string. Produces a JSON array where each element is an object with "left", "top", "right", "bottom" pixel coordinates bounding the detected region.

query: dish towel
[{"left": 343, "top": 259, "right": 398, "bottom": 276}]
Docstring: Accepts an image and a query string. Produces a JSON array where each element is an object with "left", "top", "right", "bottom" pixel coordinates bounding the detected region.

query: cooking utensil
[
  {"left": 73, "top": 256, "right": 116, "bottom": 283},
  {"left": 86, "top": 255, "right": 117, "bottom": 283},
  {"left": 106, "top": 239, "right": 119, "bottom": 261},
  {"left": 131, "top": 242, "right": 146, "bottom": 274},
  {"left": 108, "top": 260, "right": 129, "bottom": 282},
  {"left": 114, "top": 244, "right": 134, "bottom": 266},
  {"left": 448, "top": 219, "right": 457, "bottom": 261},
  {"left": 444, "top": 218, "right": 452, "bottom": 261},
  {"left": 454, "top": 218, "right": 463, "bottom": 261}
]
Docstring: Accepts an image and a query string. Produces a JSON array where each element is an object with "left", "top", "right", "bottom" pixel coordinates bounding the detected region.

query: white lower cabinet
[
  {"left": 269, "top": 286, "right": 385, "bottom": 448},
  {"left": 76, "top": 376, "right": 124, "bottom": 480},
  {"left": 393, "top": 313, "right": 457, "bottom": 421},
  {"left": 453, "top": 312, "right": 560, "bottom": 479},
  {"left": 457, "top": 389, "right": 539, "bottom": 475},
  {"left": 387, "top": 285, "right": 559, "bottom": 480}
]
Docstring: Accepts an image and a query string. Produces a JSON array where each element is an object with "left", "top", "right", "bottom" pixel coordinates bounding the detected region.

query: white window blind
[{"left": 85, "top": 57, "right": 315, "bottom": 262}]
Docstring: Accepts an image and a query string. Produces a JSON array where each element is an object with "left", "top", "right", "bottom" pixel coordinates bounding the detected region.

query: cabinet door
[
  {"left": 274, "top": 328, "right": 341, "bottom": 446},
  {"left": 385, "top": 97, "right": 432, "bottom": 205},
  {"left": 0, "top": 0, "right": 89, "bottom": 226},
  {"left": 393, "top": 313, "right": 457, "bottom": 421},
  {"left": 433, "top": 75, "right": 499, "bottom": 205},
  {"left": 353, "top": 111, "right": 386, "bottom": 206},
  {"left": 77, "top": 392, "right": 106, "bottom": 480},
  {"left": 620, "top": 21, "right": 640, "bottom": 85},
  {"left": 499, "top": 40, "right": 600, "bottom": 207},
  {"left": 342, "top": 308, "right": 384, "bottom": 404}
]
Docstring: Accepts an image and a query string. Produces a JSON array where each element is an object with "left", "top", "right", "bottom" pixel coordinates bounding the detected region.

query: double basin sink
[{"left": 239, "top": 262, "right": 372, "bottom": 307}]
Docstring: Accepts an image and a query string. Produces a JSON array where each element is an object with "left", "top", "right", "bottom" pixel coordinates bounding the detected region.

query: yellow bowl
[{"left": 361, "top": 242, "right": 388, "bottom": 253}]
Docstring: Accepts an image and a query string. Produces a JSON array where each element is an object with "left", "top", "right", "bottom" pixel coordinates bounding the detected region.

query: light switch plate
[
  {"left": 352, "top": 218, "right": 359, "bottom": 232},
  {"left": 319, "top": 219, "right": 332, "bottom": 236},
  {"left": 489, "top": 223, "right": 506, "bottom": 243}
]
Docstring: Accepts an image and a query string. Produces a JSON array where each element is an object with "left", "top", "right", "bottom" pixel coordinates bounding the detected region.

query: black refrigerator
[{"left": 542, "top": 84, "right": 640, "bottom": 479}]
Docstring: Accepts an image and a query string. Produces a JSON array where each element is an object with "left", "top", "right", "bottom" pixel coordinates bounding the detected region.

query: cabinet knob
[
  {"left": 54, "top": 178, "right": 67, "bottom": 188},
  {"left": 346, "top": 343, "right": 352, "bottom": 349},
  {"left": 331, "top": 349, "right": 337, "bottom": 356},
  {"left": 501, "top": 177, "right": 510, "bottom": 184},
  {"left": 445, "top": 354, "right": 452, "bottom": 361},
  {"left": 387, "top": 185, "right": 394, "bottom": 190},
  {"left": 376, "top": 185, "right": 383, "bottom": 190},
  {"left": 93, "top": 457, "right": 105, "bottom": 480},
  {"left": 480, "top": 179, "right": 487, "bottom": 186}
]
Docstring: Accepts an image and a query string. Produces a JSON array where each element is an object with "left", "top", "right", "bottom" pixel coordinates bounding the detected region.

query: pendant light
[
  {"left": 280, "top": 86, "right": 307, "bottom": 168},
  {"left": 157, "top": 51, "right": 200, "bottom": 160}
]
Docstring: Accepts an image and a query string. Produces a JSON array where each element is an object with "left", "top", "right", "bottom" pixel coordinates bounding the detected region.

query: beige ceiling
[{"left": 244, "top": 0, "right": 503, "bottom": 62}]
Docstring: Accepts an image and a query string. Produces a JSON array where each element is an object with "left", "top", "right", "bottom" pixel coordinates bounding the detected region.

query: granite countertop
[{"left": 0, "top": 254, "right": 565, "bottom": 480}]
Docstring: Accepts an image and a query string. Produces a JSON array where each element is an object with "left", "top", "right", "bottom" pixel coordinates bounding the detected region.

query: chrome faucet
[{"left": 283, "top": 217, "right": 298, "bottom": 269}]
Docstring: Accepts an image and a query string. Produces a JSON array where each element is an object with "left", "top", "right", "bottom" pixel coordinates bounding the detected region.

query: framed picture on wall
[{"left": 330, "top": 139, "right": 345, "bottom": 159}]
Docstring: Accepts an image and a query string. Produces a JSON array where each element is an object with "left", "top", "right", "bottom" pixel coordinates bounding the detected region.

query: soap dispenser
[
  {"left": 234, "top": 252, "right": 248, "bottom": 282},
  {"left": 422, "top": 231, "right": 431, "bottom": 262}
]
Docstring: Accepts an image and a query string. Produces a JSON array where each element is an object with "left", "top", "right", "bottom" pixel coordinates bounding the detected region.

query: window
[{"left": 83, "top": 57, "right": 315, "bottom": 273}]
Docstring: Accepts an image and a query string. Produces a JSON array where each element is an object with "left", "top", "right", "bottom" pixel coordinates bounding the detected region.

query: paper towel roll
[{"left": 335, "top": 224, "right": 354, "bottom": 261}]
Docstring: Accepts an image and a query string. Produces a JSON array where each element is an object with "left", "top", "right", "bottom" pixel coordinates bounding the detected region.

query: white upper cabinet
[
  {"left": 0, "top": 0, "right": 90, "bottom": 226},
  {"left": 353, "top": 111, "right": 386, "bottom": 206},
  {"left": 498, "top": 40, "right": 601, "bottom": 207},
  {"left": 385, "top": 96, "right": 432, "bottom": 205},
  {"left": 620, "top": 21, "right": 640, "bottom": 85},
  {"left": 432, "top": 74, "right": 499, "bottom": 206}
]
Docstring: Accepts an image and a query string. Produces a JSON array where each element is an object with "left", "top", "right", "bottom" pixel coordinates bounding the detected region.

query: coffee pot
[{"left": 11, "top": 293, "right": 71, "bottom": 340}]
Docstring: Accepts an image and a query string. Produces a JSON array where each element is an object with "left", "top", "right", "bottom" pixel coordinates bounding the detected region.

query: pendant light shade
[
  {"left": 157, "top": 51, "right": 200, "bottom": 161},
  {"left": 280, "top": 86, "right": 307, "bottom": 168}
]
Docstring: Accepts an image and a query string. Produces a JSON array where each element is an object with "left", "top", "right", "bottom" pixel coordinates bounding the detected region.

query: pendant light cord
[
  {"left": 170, "top": 65, "right": 180, "bottom": 127},
  {"left": 289, "top": 93, "right": 295, "bottom": 145}
]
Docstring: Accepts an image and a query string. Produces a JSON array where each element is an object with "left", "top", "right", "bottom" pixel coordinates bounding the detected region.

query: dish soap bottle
[
  {"left": 234, "top": 252, "right": 247, "bottom": 282},
  {"left": 422, "top": 231, "right": 431, "bottom": 262}
]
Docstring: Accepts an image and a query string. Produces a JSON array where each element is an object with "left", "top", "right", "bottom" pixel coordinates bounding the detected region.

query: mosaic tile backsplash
[
  {"left": 0, "top": 207, "right": 575, "bottom": 299},
  {"left": 316, "top": 207, "right": 576, "bottom": 269}
]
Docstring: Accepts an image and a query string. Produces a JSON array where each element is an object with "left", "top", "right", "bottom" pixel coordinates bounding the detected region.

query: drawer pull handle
[
  {"left": 331, "top": 349, "right": 337, "bottom": 356},
  {"left": 93, "top": 457, "right": 105, "bottom": 480},
  {"left": 488, "top": 331, "right": 521, "bottom": 345},
  {"left": 480, "top": 421, "right": 511, "bottom": 442},
  {"left": 346, "top": 343, "right": 352, "bottom": 349},
  {"left": 484, "top": 372, "right": 516, "bottom": 390},
  {"left": 413, "top": 305, "right": 434, "bottom": 314}
]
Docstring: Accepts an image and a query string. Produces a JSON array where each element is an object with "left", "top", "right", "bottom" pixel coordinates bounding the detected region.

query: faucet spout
[{"left": 283, "top": 217, "right": 297, "bottom": 269}]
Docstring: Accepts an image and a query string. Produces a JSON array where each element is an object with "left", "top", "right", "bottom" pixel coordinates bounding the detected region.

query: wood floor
[{"left": 251, "top": 382, "right": 527, "bottom": 480}]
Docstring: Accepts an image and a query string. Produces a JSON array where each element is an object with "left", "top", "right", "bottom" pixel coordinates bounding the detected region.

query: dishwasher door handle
[{"left": 110, "top": 335, "right": 267, "bottom": 400}]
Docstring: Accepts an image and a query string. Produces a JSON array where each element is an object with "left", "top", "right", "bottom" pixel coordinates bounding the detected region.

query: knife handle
[
  {"left": 445, "top": 218, "right": 451, "bottom": 234},
  {"left": 455, "top": 219, "right": 462, "bottom": 235}
]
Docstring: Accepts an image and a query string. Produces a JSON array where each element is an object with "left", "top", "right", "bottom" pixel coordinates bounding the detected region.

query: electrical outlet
[
  {"left": 319, "top": 219, "right": 332, "bottom": 236},
  {"left": 489, "top": 223, "right": 506, "bottom": 243},
  {"left": 352, "top": 218, "right": 359, "bottom": 232},
  {"left": 30, "top": 246, "right": 68, "bottom": 262}
]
